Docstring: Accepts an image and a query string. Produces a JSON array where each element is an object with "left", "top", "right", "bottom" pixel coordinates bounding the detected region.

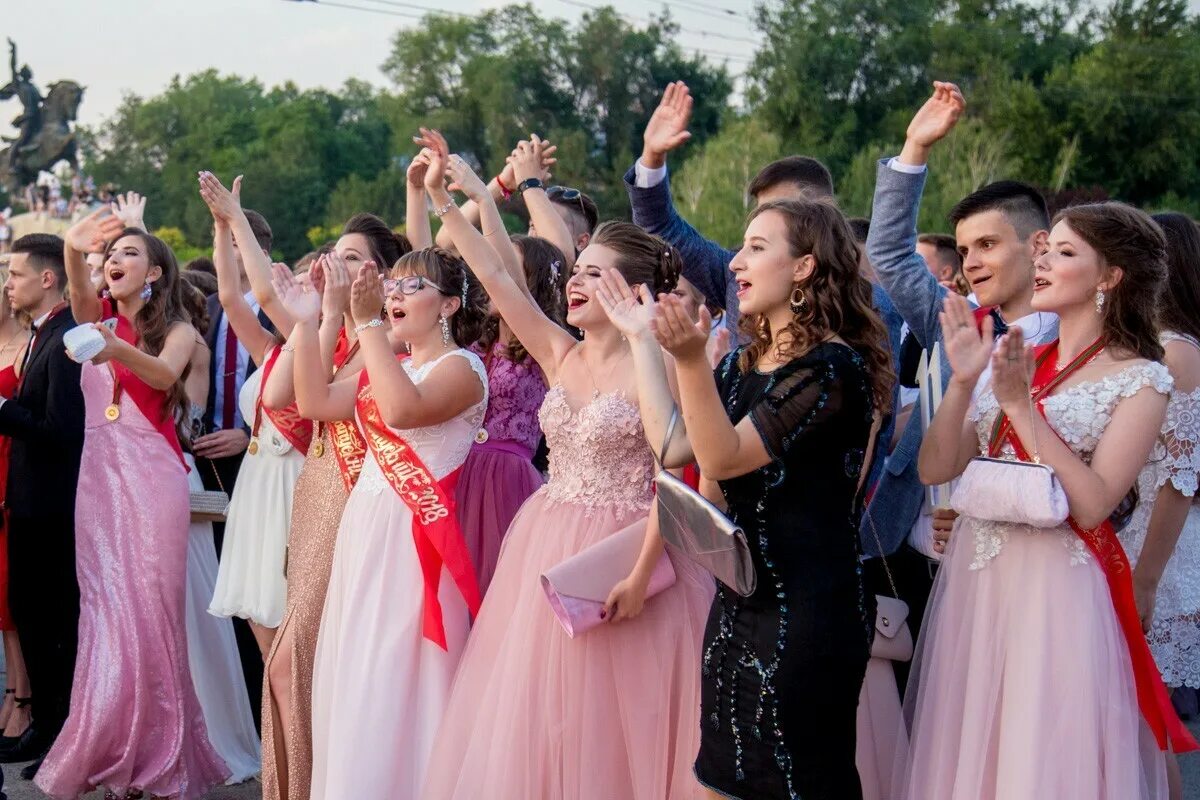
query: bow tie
[{"left": 989, "top": 308, "right": 1009, "bottom": 338}]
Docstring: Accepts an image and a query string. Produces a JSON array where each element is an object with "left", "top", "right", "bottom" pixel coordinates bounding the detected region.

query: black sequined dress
[{"left": 694, "top": 343, "right": 876, "bottom": 800}]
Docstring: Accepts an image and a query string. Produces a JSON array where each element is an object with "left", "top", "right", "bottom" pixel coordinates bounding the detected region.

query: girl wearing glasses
[{"left": 278, "top": 244, "right": 488, "bottom": 800}]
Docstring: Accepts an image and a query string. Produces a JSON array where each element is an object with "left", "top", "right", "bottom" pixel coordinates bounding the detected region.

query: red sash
[
  {"left": 989, "top": 339, "right": 1199, "bottom": 753},
  {"left": 103, "top": 299, "right": 186, "bottom": 468},
  {"left": 355, "top": 370, "right": 482, "bottom": 650},
  {"left": 257, "top": 346, "right": 313, "bottom": 454},
  {"left": 319, "top": 334, "right": 366, "bottom": 492}
]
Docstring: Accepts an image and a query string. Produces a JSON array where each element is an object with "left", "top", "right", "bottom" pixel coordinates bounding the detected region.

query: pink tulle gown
[
  {"left": 455, "top": 341, "right": 547, "bottom": 594},
  {"left": 35, "top": 360, "right": 228, "bottom": 800},
  {"left": 423, "top": 386, "right": 714, "bottom": 800},
  {"left": 898, "top": 363, "right": 1174, "bottom": 800}
]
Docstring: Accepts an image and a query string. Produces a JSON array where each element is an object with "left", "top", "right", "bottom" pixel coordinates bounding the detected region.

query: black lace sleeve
[{"left": 748, "top": 361, "right": 844, "bottom": 462}]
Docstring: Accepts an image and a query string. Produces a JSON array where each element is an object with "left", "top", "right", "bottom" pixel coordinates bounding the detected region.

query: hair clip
[
  {"left": 461, "top": 274, "right": 469, "bottom": 307},
  {"left": 549, "top": 260, "right": 561, "bottom": 283}
]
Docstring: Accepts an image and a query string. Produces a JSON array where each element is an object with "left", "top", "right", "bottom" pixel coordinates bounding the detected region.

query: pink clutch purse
[{"left": 540, "top": 518, "right": 676, "bottom": 638}]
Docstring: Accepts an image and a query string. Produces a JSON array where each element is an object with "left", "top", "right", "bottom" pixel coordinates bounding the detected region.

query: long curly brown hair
[
  {"left": 1053, "top": 203, "right": 1166, "bottom": 362},
  {"left": 106, "top": 227, "right": 194, "bottom": 435},
  {"left": 737, "top": 200, "right": 894, "bottom": 414},
  {"left": 475, "top": 235, "right": 568, "bottom": 363}
]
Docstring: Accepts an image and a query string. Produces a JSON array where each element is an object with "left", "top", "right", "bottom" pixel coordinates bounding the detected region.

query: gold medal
[
  {"left": 248, "top": 438, "right": 259, "bottom": 456},
  {"left": 474, "top": 428, "right": 489, "bottom": 445},
  {"left": 104, "top": 404, "right": 120, "bottom": 422},
  {"left": 313, "top": 439, "right": 325, "bottom": 458}
]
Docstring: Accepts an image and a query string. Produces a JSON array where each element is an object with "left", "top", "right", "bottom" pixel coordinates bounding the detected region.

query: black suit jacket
[
  {"left": 0, "top": 309, "right": 85, "bottom": 516},
  {"left": 202, "top": 293, "right": 276, "bottom": 434}
]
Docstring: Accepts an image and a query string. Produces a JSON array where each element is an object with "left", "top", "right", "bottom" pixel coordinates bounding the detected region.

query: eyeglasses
[
  {"left": 383, "top": 275, "right": 445, "bottom": 296},
  {"left": 547, "top": 185, "right": 587, "bottom": 221}
]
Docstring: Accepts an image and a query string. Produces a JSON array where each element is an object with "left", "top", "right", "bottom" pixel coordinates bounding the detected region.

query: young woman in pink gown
[
  {"left": 905, "top": 203, "right": 1198, "bottom": 800},
  {"left": 36, "top": 213, "right": 228, "bottom": 799},
  {"left": 420, "top": 132, "right": 714, "bottom": 800}
]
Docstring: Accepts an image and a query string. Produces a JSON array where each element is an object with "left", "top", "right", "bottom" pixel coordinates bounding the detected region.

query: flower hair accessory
[{"left": 549, "top": 259, "right": 561, "bottom": 284}]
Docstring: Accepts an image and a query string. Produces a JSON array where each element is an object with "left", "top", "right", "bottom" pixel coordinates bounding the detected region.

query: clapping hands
[
  {"left": 271, "top": 264, "right": 321, "bottom": 324},
  {"left": 197, "top": 171, "right": 243, "bottom": 224},
  {"left": 349, "top": 262, "right": 386, "bottom": 327}
]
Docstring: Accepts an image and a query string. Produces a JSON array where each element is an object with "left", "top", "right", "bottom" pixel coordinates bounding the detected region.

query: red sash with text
[
  {"left": 103, "top": 298, "right": 186, "bottom": 468},
  {"left": 258, "top": 345, "right": 313, "bottom": 454},
  {"left": 355, "top": 370, "right": 482, "bottom": 649},
  {"left": 989, "top": 339, "right": 1199, "bottom": 753}
]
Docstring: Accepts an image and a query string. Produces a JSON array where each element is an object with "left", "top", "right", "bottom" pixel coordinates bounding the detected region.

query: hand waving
[
  {"left": 110, "top": 191, "right": 147, "bottom": 230},
  {"left": 349, "top": 262, "right": 385, "bottom": 326},
  {"left": 906, "top": 81, "right": 965, "bottom": 149},
  {"left": 595, "top": 269, "right": 656, "bottom": 340},
  {"left": 65, "top": 207, "right": 125, "bottom": 254},
  {"left": 652, "top": 293, "right": 711, "bottom": 363},
  {"left": 641, "top": 81, "right": 693, "bottom": 168},
  {"left": 990, "top": 328, "right": 1034, "bottom": 409},
  {"left": 939, "top": 293, "right": 993, "bottom": 389}
]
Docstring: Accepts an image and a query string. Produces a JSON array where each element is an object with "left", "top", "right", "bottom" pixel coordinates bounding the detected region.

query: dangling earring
[
  {"left": 439, "top": 314, "right": 451, "bottom": 346},
  {"left": 1095, "top": 289, "right": 1105, "bottom": 314},
  {"left": 789, "top": 285, "right": 809, "bottom": 315},
  {"left": 140, "top": 281, "right": 153, "bottom": 302}
]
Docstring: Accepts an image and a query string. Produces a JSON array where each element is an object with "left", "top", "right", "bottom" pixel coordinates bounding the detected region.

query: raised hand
[
  {"left": 321, "top": 252, "right": 356, "bottom": 319},
  {"left": 272, "top": 263, "right": 321, "bottom": 323},
  {"left": 708, "top": 326, "right": 732, "bottom": 369},
  {"left": 446, "top": 153, "right": 490, "bottom": 202},
  {"left": 498, "top": 138, "right": 556, "bottom": 191},
  {"left": 990, "top": 327, "right": 1034, "bottom": 409},
  {"left": 509, "top": 136, "right": 546, "bottom": 185},
  {"left": 652, "top": 293, "right": 711, "bottom": 363},
  {"left": 197, "top": 171, "right": 243, "bottom": 224},
  {"left": 414, "top": 128, "right": 451, "bottom": 194},
  {"left": 901, "top": 81, "right": 965, "bottom": 165},
  {"left": 407, "top": 148, "right": 434, "bottom": 190},
  {"left": 595, "top": 269, "right": 656, "bottom": 340},
  {"left": 65, "top": 207, "right": 125, "bottom": 254},
  {"left": 349, "top": 262, "right": 385, "bottom": 326},
  {"left": 641, "top": 81, "right": 693, "bottom": 169},
  {"left": 110, "top": 191, "right": 147, "bottom": 229},
  {"left": 940, "top": 293, "right": 993, "bottom": 388}
]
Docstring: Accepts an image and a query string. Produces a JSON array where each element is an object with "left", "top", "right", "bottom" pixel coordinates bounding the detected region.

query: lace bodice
[
  {"left": 965, "top": 360, "right": 1173, "bottom": 569},
  {"left": 539, "top": 386, "right": 655, "bottom": 513},
  {"left": 472, "top": 341, "right": 547, "bottom": 453},
  {"left": 356, "top": 350, "right": 489, "bottom": 497}
]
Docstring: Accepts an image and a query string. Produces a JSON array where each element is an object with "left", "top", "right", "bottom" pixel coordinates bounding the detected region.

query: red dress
[{"left": 0, "top": 363, "right": 18, "bottom": 630}]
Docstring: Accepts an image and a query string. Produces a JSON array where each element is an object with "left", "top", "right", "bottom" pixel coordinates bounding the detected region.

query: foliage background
[{"left": 70, "top": 0, "right": 1200, "bottom": 259}]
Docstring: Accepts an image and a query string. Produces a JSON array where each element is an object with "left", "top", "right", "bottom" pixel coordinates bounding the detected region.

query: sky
[{"left": 1, "top": 0, "right": 757, "bottom": 129}]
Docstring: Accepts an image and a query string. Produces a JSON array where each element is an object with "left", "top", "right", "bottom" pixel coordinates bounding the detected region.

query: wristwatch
[{"left": 517, "top": 177, "right": 544, "bottom": 194}]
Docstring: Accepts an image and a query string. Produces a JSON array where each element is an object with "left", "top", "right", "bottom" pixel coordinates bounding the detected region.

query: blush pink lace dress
[
  {"left": 455, "top": 342, "right": 547, "bottom": 594},
  {"left": 423, "top": 387, "right": 715, "bottom": 800}
]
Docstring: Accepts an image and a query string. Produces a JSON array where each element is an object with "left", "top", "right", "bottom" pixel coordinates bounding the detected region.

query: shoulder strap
[{"left": 656, "top": 405, "right": 679, "bottom": 471}]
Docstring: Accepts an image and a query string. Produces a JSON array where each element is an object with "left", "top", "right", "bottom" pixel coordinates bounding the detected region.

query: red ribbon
[
  {"left": 103, "top": 298, "right": 186, "bottom": 468},
  {"left": 258, "top": 345, "right": 314, "bottom": 454},
  {"left": 355, "top": 369, "right": 482, "bottom": 649},
  {"left": 991, "top": 339, "right": 1198, "bottom": 754}
]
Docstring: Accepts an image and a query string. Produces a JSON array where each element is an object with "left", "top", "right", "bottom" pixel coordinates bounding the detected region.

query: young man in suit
[
  {"left": 864, "top": 83, "right": 1058, "bottom": 664},
  {"left": 0, "top": 234, "right": 84, "bottom": 779}
]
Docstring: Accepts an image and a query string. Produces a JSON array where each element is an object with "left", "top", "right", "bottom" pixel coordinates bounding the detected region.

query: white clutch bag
[
  {"left": 951, "top": 457, "right": 1068, "bottom": 528},
  {"left": 62, "top": 323, "right": 107, "bottom": 363}
]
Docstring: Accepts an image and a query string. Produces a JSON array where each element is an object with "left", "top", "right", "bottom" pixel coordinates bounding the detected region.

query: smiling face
[
  {"left": 728, "top": 209, "right": 810, "bottom": 317},
  {"left": 954, "top": 210, "right": 1040, "bottom": 308},
  {"left": 1032, "top": 220, "right": 1117, "bottom": 314},
  {"left": 105, "top": 234, "right": 162, "bottom": 302},
  {"left": 564, "top": 243, "right": 622, "bottom": 330}
]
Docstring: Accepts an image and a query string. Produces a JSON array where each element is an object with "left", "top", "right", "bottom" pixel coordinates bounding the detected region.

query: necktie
[
  {"left": 222, "top": 320, "right": 239, "bottom": 430},
  {"left": 18, "top": 326, "right": 37, "bottom": 376}
]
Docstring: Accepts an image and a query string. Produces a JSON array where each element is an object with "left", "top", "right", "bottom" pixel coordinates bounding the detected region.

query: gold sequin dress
[{"left": 260, "top": 425, "right": 350, "bottom": 800}]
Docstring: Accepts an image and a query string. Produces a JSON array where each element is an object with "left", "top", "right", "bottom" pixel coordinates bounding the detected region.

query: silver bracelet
[
  {"left": 280, "top": 343, "right": 296, "bottom": 353},
  {"left": 354, "top": 318, "right": 384, "bottom": 334},
  {"left": 432, "top": 199, "right": 456, "bottom": 218}
]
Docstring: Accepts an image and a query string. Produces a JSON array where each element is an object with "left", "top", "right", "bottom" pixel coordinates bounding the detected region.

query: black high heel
[{"left": 0, "top": 697, "right": 31, "bottom": 748}]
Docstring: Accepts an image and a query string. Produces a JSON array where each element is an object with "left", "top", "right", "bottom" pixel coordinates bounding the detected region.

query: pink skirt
[{"left": 455, "top": 440, "right": 543, "bottom": 596}]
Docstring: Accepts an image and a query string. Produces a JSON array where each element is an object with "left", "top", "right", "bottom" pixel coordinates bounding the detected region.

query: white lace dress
[
  {"left": 1118, "top": 332, "right": 1200, "bottom": 688},
  {"left": 309, "top": 349, "right": 488, "bottom": 800},
  {"left": 899, "top": 361, "right": 1173, "bottom": 800}
]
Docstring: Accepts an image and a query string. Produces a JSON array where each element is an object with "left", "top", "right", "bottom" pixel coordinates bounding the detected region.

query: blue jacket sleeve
[
  {"left": 865, "top": 160, "right": 949, "bottom": 351},
  {"left": 622, "top": 166, "right": 737, "bottom": 318}
]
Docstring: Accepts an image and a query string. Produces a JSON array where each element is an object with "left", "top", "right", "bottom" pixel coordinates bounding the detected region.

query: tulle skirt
[
  {"left": 454, "top": 440, "right": 543, "bottom": 596},
  {"left": 423, "top": 490, "right": 714, "bottom": 799},
  {"left": 897, "top": 517, "right": 1169, "bottom": 800}
]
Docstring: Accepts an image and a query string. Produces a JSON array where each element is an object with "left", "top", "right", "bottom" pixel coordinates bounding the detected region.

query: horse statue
[{"left": 0, "top": 39, "right": 84, "bottom": 196}]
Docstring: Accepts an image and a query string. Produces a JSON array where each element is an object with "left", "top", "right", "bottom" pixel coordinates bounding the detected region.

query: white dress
[
  {"left": 208, "top": 361, "right": 305, "bottom": 627},
  {"left": 309, "top": 349, "right": 488, "bottom": 800},
  {"left": 183, "top": 444, "right": 262, "bottom": 783},
  {"left": 1118, "top": 332, "right": 1200, "bottom": 688}
]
